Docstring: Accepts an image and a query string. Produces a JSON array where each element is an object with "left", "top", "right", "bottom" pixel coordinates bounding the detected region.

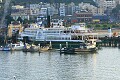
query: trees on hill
[
  {"left": 12, "top": 0, "right": 95, "bottom": 5},
  {"left": 112, "top": 4, "right": 120, "bottom": 20}
]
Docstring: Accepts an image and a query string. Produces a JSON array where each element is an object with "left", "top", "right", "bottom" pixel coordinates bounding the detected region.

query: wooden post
[
  {"left": 38, "top": 44, "right": 40, "bottom": 53},
  {"left": 49, "top": 41, "right": 52, "bottom": 49},
  {"left": 60, "top": 44, "right": 62, "bottom": 53},
  {"left": 66, "top": 42, "right": 68, "bottom": 48}
]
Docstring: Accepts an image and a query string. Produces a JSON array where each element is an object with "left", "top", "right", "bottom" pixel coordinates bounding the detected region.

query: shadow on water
[{"left": 60, "top": 51, "right": 98, "bottom": 56}]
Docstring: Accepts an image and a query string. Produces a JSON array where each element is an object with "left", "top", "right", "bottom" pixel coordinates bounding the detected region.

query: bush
[
  {"left": 112, "top": 24, "right": 119, "bottom": 28},
  {"left": 95, "top": 24, "right": 101, "bottom": 27},
  {"left": 103, "top": 24, "right": 107, "bottom": 28},
  {"left": 87, "top": 25, "right": 91, "bottom": 28}
]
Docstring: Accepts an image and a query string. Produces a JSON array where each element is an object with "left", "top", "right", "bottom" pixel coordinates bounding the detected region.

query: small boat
[
  {"left": 11, "top": 41, "right": 24, "bottom": 51},
  {"left": 0, "top": 45, "right": 11, "bottom": 51},
  {"left": 23, "top": 44, "right": 39, "bottom": 52},
  {"left": 39, "top": 46, "right": 50, "bottom": 52},
  {"left": 24, "top": 46, "right": 38, "bottom": 52},
  {"left": 2, "top": 47, "right": 11, "bottom": 51},
  {"left": 60, "top": 39, "right": 97, "bottom": 54}
]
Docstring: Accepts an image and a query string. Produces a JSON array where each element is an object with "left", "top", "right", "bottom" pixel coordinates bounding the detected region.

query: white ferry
[{"left": 18, "top": 20, "right": 98, "bottom": 48}]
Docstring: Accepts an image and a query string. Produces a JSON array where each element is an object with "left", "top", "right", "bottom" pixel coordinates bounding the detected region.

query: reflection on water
[{"left": 0, "top": 47, "right": 120, "bottom": 80}]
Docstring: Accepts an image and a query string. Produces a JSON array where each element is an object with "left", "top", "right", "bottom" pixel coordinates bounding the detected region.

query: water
[{"left": 0, "top": 47, "right": 120, "bottom": 80}]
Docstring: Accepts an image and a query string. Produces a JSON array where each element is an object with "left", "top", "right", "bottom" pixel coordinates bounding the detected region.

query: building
[
  {"left": 103, "top": 0, "right": 116, "bottom": 10},
  {"left": 7, "top": 22, "right": 23, "bottom": 37},
  {"left": 97, "top": 7, "right": 105, "bottom": 15},
  {"left": 47, "top": 6, "right": 57, "bottom": 16},
  {"left": 59, "top": 3, "right": 66, "bottom": 16},
  {"left": 12, "top": 5, "right": 24, "bottom": 9},
  {"left": 74, "top": 11, "right": 93, "bottom": 22},
  {"left": 78, "top": 2, "right": 104, "bottom": 15},
  {"left": 59, "top": 6, "right": 65, "bottom": 16},
  {"left": 30, "top": 4, "right": 40, "bottom": 16},
  {"left": 96, "top": 0, "right": 105, "bottom": 7},
  {"left": 90, "top": 6, "right": 98, "bottom": 15},
  {"left": 11, "top": 8, "right": 30, "bottom": 20},
  {"left": 40, "top": 8, "right": 48, "bottom": 16},
  {"left": 0, "top": 0, "right": 2, "bottom": 3},
  {"left": 11, "top": 13, "right": 30, "bottom": 20}
]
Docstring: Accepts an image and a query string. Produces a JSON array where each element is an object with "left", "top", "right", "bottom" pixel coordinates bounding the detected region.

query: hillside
[{"left": 11, "top": 0, "right": 96, "bottom": 5}]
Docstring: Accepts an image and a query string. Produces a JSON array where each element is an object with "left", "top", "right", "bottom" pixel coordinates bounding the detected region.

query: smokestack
[{"left": 47, "top": 15, "right": 50, "bottom": 28}]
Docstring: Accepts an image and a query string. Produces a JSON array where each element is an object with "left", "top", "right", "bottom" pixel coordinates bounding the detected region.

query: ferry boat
[{"left": 18, "top": 20, "right": 99, "bottom": 48}]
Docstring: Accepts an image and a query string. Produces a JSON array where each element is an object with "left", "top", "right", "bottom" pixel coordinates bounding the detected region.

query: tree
[
  {"left": 95, "top": 24, "right": 101, "bottom": 27},
  {"left": 112, "top": 24, "right": 119, "bottom": 28},
  {"left": 17, "top": 17, "right": 23, "bottom": 23},
  {"left": 112, "top": 4, "right": 120, "bottom": 14},
  {"left": 12, "top": 0, "right": 96, "bottom": 5},
  {"left": 103, "top": 24, "right": 107, "bottom": 28},
  {"left": 5, "top": 15, "right": 15, "bottom": 25},
  {"left": 23, "top": 19, "right": 29, "bottom": 24},
  {"left": 111, "top": 4, "right": 120, "bottom": 21},
  {"left": 87, "top": 25, "right": 91, "bottom": 28}
]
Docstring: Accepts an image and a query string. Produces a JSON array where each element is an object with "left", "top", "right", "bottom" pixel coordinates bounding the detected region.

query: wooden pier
[{"left": 97, "top": 37, "right": 120, "bottom": 47}]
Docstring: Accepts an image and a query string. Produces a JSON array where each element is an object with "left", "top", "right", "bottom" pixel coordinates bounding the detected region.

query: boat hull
[
  {"left": 12, "top": 46, "right": 24, "bottom": 51},
  {"left": 1, "top": 48, "right": 11, "bottom": 51},
  {"left": 60, "top": 47, "right": 97, "bottom": 54}
]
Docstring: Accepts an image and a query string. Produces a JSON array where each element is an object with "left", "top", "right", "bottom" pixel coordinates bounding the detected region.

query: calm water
[{"left": 0, "top": 47, "right": 120, "bottom": 80}]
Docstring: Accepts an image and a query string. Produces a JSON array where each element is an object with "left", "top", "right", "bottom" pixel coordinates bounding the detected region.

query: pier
[{"left": 98, "top": 37, "right": 120, "bottom": 47}]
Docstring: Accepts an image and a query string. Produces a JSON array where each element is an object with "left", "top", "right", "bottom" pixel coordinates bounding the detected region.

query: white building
[
  {"left": 11, "top": 8, "right": 30, "bottom": 20},
  {"left": 40, "top": 8, "right": 48, "bottom": 16},
  {"left": 66, "top": 2, "right": 76, "bottom": 15},
  {"left": 59, "top": 6, "right": 65, "bottom": 16},
  {"left": 11, "top": 13, "right": 30, "bottom": 20},
  {"left": 47, "top": 6, "right": 57, "bottom": 16},
  {"left": 97, "top": 7, "right": 105, "bottom": 15},
  {"left": 59, "top": 3, "right": 66, "bottom": 16},
  {"left": 78, "top": 2, "right": 105, "bottom": 15},
  {"left": 91, "top": 6, "right": 97, "bottom": 15},
  {"left": 0, "top": 0, "right": 2, "bottom": 3},
  {"left": 12, "top": 5, "right": 24, "bottom": 9},
  {"left": 103, "top": 0, "right": 116, "bottom": 10},
  {"left": 30, "top": 4, "right": 40, "bottom": 16}
]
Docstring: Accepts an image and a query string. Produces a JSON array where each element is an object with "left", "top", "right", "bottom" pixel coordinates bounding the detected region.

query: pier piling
[{"left": 98, "top": 37, "right": 120, "bottom": 47}]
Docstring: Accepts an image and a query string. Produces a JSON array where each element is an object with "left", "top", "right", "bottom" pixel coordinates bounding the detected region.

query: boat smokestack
[{"left": 47, "top": 15, "right": 51, "bottom": 28}]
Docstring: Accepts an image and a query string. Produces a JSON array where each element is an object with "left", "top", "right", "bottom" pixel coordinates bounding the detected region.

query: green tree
[
  {"left": 112, "top": 24, "right": 119, "bottom": 28},
  {"left": 23, "top": 19, "right": 29, "bottom": 24},
  {"left": 112, "top": 4, "right": 120, "bottom": 14},
  {"left": 17, "top": 17, "right": 23, "bottom": 23},
  {"left": 5, "top": 15, "right": 15, "bottom": 25},
  {"left": 103, "top": 24, "right": 107, "bottom": 28},
  {"left": 87, "top": 25, "right": 91, "bottom": 28},
  {"left": 95, "top": 24, "right": 101, "bottom": 28}
]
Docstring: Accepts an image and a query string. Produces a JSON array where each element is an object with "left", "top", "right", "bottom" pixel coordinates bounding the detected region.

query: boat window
[
  {"left": 16, "top": 44, "right": 20, "bottom": 46},
  {"left": 12, "top": 45, "right": 15, "bottom": 47}
]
